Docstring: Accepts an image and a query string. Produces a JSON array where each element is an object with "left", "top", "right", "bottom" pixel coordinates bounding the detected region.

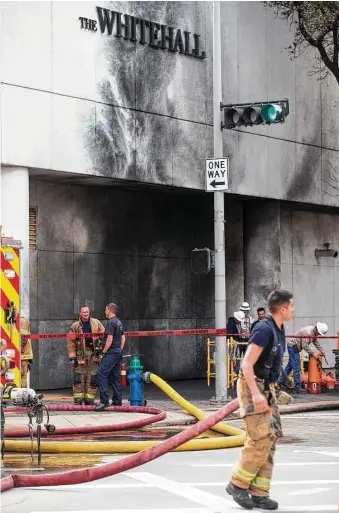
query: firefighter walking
[
  {"left": 20, "top": 316, "right": 33, "bottom": 387},
  {"left": 227, "top": 290, "right": 294, "bottom": 510},
  {"left": 67, "top": 306, "right": 104, "bottom": 405}
]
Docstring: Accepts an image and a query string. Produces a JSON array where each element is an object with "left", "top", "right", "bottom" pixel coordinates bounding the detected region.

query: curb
[{"left": 155, "top": 400, "right": 339, "bottom": 426}]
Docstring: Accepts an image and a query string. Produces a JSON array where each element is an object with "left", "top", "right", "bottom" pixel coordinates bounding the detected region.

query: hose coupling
[
  {"left": 44, "top": 423, "right": 56, "bottom": 434},
  {"left": 143, "top": 372, "right": 152, "bottom": 383}
]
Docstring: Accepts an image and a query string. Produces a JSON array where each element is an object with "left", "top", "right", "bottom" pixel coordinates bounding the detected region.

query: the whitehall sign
[{"left": 79, "top": 6, "right": 206, "bottom": 59}]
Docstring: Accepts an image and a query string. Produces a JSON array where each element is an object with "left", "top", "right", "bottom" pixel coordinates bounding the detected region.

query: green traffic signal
[{"left": 260, "top": 104, "right": 283, "bottom": 123}]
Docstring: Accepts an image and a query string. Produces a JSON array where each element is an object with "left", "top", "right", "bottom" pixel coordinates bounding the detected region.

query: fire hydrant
[{"left": 127, "top": 355, "right": 146, "bottom": 406}]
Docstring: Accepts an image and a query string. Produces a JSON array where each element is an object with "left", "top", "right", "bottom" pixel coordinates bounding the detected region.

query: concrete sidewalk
[{"left": 4, "top": 379, "right": 334, "bottom": 431}]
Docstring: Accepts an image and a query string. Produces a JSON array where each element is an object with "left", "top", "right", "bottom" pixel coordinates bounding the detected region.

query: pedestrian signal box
[{"left": 191, "top": 248, "right": 212, "bottom": 274}]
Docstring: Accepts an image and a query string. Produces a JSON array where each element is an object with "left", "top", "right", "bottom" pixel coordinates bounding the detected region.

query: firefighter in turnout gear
[
  {"left": 20, "top": 317, "right": 33, "bottom": 387},
  {"left": 67, "top": 306, "right": 104, "bottom": 405},
  {"left": 227, "top": 290, "right": 294, "bottom": 511}
]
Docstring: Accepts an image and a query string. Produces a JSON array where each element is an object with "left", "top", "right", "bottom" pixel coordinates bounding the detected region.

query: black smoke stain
[{"left": 286, "top": 136, "right": 321, "bottom": 201}]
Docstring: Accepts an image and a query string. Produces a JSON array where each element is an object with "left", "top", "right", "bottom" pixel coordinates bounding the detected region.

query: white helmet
[
  {"left": 240, "top": 301, "right": 251, "bottom": 311},
  {"left": 234, "top": 311, "right": 245, "bottom": 322},
  {"left": 316, "top": 322, "right": 328, "bottom": 336}
]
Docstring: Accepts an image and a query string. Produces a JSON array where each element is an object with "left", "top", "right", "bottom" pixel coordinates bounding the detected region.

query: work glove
[
  {"left": 69, "top": 357, "right": 78, "bottom": 368},
  {"left": 314, "top": 352, "right": 324, "bottom": 359}
]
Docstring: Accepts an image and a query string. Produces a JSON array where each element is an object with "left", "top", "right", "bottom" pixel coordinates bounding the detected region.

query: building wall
[
  {"left": 280, "top": 206, "right": 339, "bottom": 366},
  {"left": 221, "top": 2, "right": 339, "bottom": 208},
  {"left": 1, "top": 1, "right": 213, "bottom": 189},
  {"left": 1, "top": 1, "right": 338, "bottom": 208},
  {"left": 29, "top": 179, "right": 245, "bottom": 389},
  {"left": 1, "top": 1, "right": 338, "bottom": 385},
  {"left": 243, "top": 199, "right": 339, "bottom": 367}
]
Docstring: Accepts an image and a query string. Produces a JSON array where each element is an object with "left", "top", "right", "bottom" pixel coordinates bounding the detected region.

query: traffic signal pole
[{"left": 213, "top": 1, "right": 228, "bottom": 400}]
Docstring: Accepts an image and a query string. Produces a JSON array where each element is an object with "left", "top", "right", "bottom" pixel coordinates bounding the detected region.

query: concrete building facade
[{"left": 0, "top": 1, "right": 338, "bottom": 388}]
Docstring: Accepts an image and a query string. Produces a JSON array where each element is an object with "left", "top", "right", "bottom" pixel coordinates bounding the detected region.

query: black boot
[
  {"left": 111, "top": 401, "right": 122, "bottom": 406},
  {"left": 74, "top": 399, "right": 83, "bottom": 405},
  {"left": 226, "top": 482, "right": 254, "bottom": 510},
  {"left": 84, "top": 400, "right": 95, "bottom": 405},
  {"left": 251, "top": 496, "right": 278, "bottom": 510}
]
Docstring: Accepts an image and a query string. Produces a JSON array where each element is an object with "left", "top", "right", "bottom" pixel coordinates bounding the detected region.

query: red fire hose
[
  {"left": 1, "top": 398, "right": 239, "bottom": 492},
  {"left": 4, "top": 405, "right": 166, "bottom": 437}
]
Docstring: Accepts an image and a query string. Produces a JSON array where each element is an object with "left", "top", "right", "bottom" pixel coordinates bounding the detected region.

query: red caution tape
[
  {"left": 20, "top": 330, "right": 338, "bottom": 341},
  {"left": 21, "top": 328, "right": 228, "bottom": 340}
]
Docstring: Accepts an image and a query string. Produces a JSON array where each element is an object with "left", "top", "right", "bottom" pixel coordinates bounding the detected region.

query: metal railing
[{"left": 207, "top": 337, "right": 304, "bottom": 388}]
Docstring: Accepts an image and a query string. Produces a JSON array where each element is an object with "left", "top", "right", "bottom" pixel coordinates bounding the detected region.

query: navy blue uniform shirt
[
  {"left": 249, "top": 316, "right": 285, "bottom": 383},
  {"left": 104, "top": 317, "right": 124, "bottom": 351},
  {"left": 81, "top": 320, "right": 92, "bottom": 346}
]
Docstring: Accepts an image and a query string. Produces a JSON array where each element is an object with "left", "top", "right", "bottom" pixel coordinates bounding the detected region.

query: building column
[
  {"left": 243, "top": 200, "right": 281, "bottom": 311},
  {"left": 1, "top": 166, "right": 30, "bottom": 319}
]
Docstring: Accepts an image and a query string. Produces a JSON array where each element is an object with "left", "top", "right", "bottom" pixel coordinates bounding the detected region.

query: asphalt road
[{"left": 2, "top": 411, "right": 339, "bottom": 513}]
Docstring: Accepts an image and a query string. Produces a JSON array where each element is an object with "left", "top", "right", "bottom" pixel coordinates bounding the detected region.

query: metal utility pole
[{"left": 213, "top": 1, "right": 228, "bottom": 400}]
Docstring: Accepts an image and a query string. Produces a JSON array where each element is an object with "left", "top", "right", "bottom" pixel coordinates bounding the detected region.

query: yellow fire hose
[{"left": 5, "top": 373, "right": 245, "bottom": 454}]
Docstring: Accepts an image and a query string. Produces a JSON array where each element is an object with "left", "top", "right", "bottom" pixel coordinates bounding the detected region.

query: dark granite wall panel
[
  {"left": 244, "top": 200, "right": 281, "bottom": 309},
  {"left": 138, "top": 257, "right": 170, "bottom": 319},
  {"left": 106, "top": 254, "right": 139, "bottom": 320},
  {"left": 73, "top": 185, "right": 107, "bottom": 254},
  {"left": 30, "top": 180, "right": 246, "bottom": 386},
  {"left": 37, "top": 182, "right": 74, "bottom": 251},
  {"left": 168, "top": 318, "right": 197, "bottom": 379},
  {"left": 139, "top": 318, "right": 170, "bottom": 375},
  {"left": 106, "top": 189, "right": 139, "bottom": 256},
  {"left": 37, "top": 251, "right": 73, "bottom": 320},
  {"left": 74, "top": 253, "right": 106, "bottom": 319},
  {"left": 37, "top": 320, "right": 74, "bottom": 389},
  {"left": 137, "top": 193, "right": 196, "bottom": 258}
]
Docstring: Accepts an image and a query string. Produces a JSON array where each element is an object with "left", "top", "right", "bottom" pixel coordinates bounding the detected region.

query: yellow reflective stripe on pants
[
  {"left": 251, "top": 476, "right": 270, "bottom": 490},
  {"left": 232, "top": 465, "right": 256, "bottom": 483},
  {"left": 84, "top": 393, "right": 96, "bottom": 399},
  {"left": 73, "top": 393, "right": 84, "bottom": 398}
]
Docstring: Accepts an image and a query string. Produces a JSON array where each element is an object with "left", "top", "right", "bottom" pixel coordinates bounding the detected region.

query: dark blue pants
[
  {"left": 278, "top": 345, "right": 301, "bottom": 390},
  {"left": 234, "top": 343, "right": 248, "bottom": 375},
  {"left": 97, "top": 348, "right": 122, "bottom": 405}
]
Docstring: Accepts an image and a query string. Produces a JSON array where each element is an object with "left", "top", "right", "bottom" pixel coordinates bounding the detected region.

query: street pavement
[{"left": 2, "top": 411, "right": 339, "bottom": 513}]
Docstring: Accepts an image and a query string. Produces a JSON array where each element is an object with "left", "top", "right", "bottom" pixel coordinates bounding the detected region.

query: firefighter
[
  {"left": 278, "top": 322, "right": 328, "bottom": 393},
  {"left": 67, "top": 306, "right": 104, "bottom": 405},
  {"left": 95, "top": 303, "right": 125, "bottom": 411},
  {"left": 20, "top": 316, "right": 33, "bottom": 388},
  {"left": 226, "top": 290, "right": 294, "bottom": 511}
]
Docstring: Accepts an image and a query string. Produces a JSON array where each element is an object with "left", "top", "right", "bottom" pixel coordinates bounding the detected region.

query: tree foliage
[{"left": 264, "top": 2, "right": 339, "bottom": 85}]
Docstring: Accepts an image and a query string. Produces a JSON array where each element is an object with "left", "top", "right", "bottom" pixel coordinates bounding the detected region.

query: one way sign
[{"left": 205, "top": 158, "right": 229, "bottom": 192}]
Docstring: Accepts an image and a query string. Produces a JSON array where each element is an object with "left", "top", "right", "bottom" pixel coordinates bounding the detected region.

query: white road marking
[
  {"left": 190, "top": 461, "right": 339, "bottom": 467},
  {"left": 281, "top": 506, "right": 338, "bottom": 512},
  {"left": 2, "top": 467, "right": 45, "bottom": 471},
  {"left": 294, "top": 450, "right": 339, "bottom": 457},
  {"left": 125, "top": 471, "right": 231, "bottom": 510},
  {"left": 27, "top": 478, "right": 339, "bottom": 490},
  {"left": 31, "top": 510, "right": 211, "bottom": 513},
  {"left": 288, "top": 487, "right": 331, "bottom": 495},
  {"left": 29, "top": 483, "right": 153, "bottom": 490},
  {"left": 283, "top": 414, "right": 339, "bottom": 418},
  {"left": 316, "top": 451, "right": 339, "bottom": 458}
]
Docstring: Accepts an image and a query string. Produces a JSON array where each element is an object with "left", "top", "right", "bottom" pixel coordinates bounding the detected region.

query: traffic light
[
  {"left": 191, "top": 248, "right": 212, "bottom": 274},
  {"left": 221, "top": 99, "right": 289, "bottom": 129}
]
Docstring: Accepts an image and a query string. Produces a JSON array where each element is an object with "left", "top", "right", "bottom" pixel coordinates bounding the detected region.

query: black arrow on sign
[{"left": 210, "top": 180, "right": 225, "bottom": 188}]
